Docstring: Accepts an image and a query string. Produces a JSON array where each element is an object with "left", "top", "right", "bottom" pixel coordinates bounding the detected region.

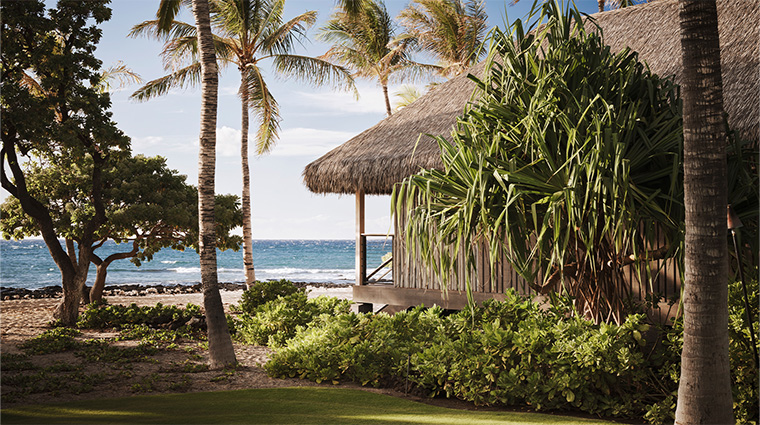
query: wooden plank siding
[{"left": 387, "top": 201, "right": 682, "bottom": 322}]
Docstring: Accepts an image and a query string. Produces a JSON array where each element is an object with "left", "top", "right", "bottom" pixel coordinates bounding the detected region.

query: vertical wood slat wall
[{"left": 393, "top": 205, "right": 682, "bottom": 304}]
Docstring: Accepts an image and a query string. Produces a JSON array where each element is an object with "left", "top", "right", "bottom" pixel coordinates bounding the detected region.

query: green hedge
[
  {"left": 264, "top": 282, "right": 759, "bottom": 424},
  {"left": 234, "top": 290, "right": 351, "bottom": 347}
]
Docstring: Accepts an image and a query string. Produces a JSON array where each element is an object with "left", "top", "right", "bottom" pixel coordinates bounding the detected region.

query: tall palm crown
[
  {"left": 131, "top": 0, "right": 353, "bottom": 153},
  {"left": 319, "top": 0, "right": 429, "bottom": 116},
  {"left": 397, "top": 0, "right": 488, "bottom": 78}
]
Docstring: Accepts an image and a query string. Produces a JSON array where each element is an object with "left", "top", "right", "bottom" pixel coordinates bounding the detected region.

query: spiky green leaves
[{"left": 395, "top": 1, "right": 685, "bottom": 324}]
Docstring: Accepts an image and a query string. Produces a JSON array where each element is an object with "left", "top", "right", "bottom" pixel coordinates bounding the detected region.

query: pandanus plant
[{"left": 394, "top": 1, "right": 686, "bottom": 324}]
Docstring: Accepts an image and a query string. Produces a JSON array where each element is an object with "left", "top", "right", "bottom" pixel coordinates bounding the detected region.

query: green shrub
[
  {"left": 234, "top": 279, "right": 304, "bottom": 315},
  {"left": 118, "top": 324, "right": 205, "bottom": 345},
  {"left": 267, "top": 288, "right": 757, "bottom": 421},
  {"left": 405, "top": 295, "right": 650, "bottom": 417},
  {"left": 75, "top": 339, "right": 159, "bottom": 363},
  {"left": 236, "top": 293, "right": 350, "bottom": 347},
  {"left": 18, "top": 328, "right": 81, "bottom": 355},
  {"left": 77, "top": 301, "right": 201, "bottom": 330},
  {"left": 266, "top": 306, "right": 450, "bottom": 386}
]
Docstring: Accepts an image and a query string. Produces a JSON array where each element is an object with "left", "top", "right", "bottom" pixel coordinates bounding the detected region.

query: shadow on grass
[{"left": 1, "top": 387, "right": 619, "bottom": 425}]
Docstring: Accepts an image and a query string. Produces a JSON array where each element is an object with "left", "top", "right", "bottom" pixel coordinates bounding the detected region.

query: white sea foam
[
  {"left": 161, "top": 260, "right": 178, "bottom": 264},
  {"left": 169, "top": 267, "right": 201, "bottom": 274}
]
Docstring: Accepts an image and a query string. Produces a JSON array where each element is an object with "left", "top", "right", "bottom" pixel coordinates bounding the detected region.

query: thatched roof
[{"left": 303, "top": 0, "right": 758, "bottom": 195}]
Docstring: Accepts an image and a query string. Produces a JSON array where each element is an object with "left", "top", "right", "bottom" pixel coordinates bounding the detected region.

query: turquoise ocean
[{"left": 0, "top": 239, "right": 393, "bottom": 289}]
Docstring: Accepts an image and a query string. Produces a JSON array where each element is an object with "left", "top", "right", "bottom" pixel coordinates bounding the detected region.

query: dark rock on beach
[{"left": 0, "top": 281, "right": 347, "bottom": 300}]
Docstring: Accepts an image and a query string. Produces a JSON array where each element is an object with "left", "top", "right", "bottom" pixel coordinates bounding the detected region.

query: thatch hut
[{"left": 303, "top": 0, "right": 759, "bottom": 313}]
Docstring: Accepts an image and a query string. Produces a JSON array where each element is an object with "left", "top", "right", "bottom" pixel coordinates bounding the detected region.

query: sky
[{"left": 5, "top": 0, "right": 599, "bottom": 240}]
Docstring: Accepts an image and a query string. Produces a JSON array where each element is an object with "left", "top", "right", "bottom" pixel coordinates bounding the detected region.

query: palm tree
[
  {"left": 319, "top": 0, "right": 432, "bottom": 117},
  {"left": 397, "top": 0, "right": 488, "bottom": 78},
  {"left": 674, "top": 0, "right": 734, "bottom": 422},
  {"left": 392, "top": 85, "right": 422, "bottom": 111},
  {"left": 132, "top": 0, "right": 354, "bottom": 289},
  {"left": 152, "top": 0, "right": 238, "bottom": 369}
]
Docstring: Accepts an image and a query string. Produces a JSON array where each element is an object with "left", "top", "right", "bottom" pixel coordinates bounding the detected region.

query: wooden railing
[{"left": 357, "top": 234, "right": 393, "bottom": 285}]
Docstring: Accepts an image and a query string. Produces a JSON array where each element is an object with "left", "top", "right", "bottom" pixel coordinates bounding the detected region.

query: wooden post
[{"left": 355, "top": 190, "right": 365, "bottom": 286}]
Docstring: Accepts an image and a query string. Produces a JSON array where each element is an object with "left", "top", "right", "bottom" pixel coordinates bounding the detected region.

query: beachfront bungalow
[{"left": 303, "top": 0, "right": 758, "bottom": 316}]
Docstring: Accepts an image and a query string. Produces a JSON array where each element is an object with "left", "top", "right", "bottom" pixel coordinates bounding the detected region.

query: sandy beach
[{"left": 0, "top": 286, "right": 363, "bottom": 407}]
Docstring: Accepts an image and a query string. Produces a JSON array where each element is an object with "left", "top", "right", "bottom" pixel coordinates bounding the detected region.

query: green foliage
[
  {"left": 234, "top": 280, "right": 305, "bottom": 315},
  {"left": 394, "top": 0, "right": 686, "bottom": 324},
  {"left": 412, "top": 300, "right": 650, "bottom": 416},
  {"left": 727, "top": 278, "right": 759, "bottom": 424},
  {"left": 77, "top": 301, "right": 202, "bottom": 330},
  {"left": 235, "top": 292, "right": 351, "bottom": 347},
  {"left": 131, "top": 373, "right": 162, "bottom": 393},
  {"left": 118, "top": 324, "right": 204, "bottom": 345},
  {"left": 265, "top": 285, "right": 759, "bottom": 422},
  {"left": 397, "top": 0, "right": 488, "bottom": 77},
  {"left": 265, "top": 306, "right": 445, "bottom": 386},
  {"left": 18, "top": 328, "right": 82, "bottom": 355},
  {"left": 0, "top": 353, "right": 36, "bottom": 372}
]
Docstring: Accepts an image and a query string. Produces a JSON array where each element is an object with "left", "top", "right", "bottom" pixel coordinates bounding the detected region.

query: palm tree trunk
[
  {"left": 382, "top": 83, "right": 392, "bottom": 117},
  {"left": 598, "top": 0, "right": 604, "bottom": 12},
  {"left": 674, "top": 1, "right": 733, "bottom": 423},
  {"left": 239, "top": 73, "right": 256, "bottom": 289},
  {"left": 192, "top": 0, "right": 237, "bottom": 370}
]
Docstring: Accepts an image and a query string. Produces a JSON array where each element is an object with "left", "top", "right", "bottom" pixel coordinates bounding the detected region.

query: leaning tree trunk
[
  {"left": 239, "top": 72, "right": 256, "bottom": 289},
  {"left": 674, "top": 1, "right": 734, "bottom": 423},
  {"left": 89, "top": 244, "right": 139, "bottom": 302},
  {"left": 192, "top": 0, "right": 237, "bottom": 369},
  {"left": 89, "top": 257, "right": 109, "bottom": 303}
]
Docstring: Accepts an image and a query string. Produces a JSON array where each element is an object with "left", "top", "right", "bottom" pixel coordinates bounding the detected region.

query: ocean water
[{"left": 0, "top": 239, "right": 394, "bottom": 290}]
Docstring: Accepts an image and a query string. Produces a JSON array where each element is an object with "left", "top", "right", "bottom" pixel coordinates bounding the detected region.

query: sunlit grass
[{"left": 2, "top": 387, "right": 620, "bottom": 424}]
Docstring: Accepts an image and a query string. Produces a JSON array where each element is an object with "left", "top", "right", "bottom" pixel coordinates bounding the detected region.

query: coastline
[{"left": 0, "top": 281, "right": 351, "bottom": 300}]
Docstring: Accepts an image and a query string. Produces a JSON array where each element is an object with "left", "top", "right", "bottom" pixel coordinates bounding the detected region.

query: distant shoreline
[{"left": 0, "top": 281, "right": 351, "bottom": 301}]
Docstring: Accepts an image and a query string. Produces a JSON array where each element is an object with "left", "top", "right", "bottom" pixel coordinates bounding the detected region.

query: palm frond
[
  {"left": 271, "top": 54, "right": 357, "bottom": 96},
  {"left": 397, "top": 0, "right": 488, "bottom": 77},
  {"left": 130, "top": 62, "right": 202, "bottom": 102},
  {"left": 262, "top": 10, "right": 317, "bottom": 56},
  {"left": 129, "top": 19, "right": 197, "bottom": 42},
  {"left": 393, "top": 85, "right": 423, "bottom": 111},
  {"left": 243, "top": 65, "right": 281, "bottom": 155},
  {"left": 98, "top": 61, "right": 143, "bottom": 93}
]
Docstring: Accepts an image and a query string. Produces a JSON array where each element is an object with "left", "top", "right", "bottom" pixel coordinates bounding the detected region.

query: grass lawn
[{"left": 2, "top": 387, "right": 621, "bottom": 424}]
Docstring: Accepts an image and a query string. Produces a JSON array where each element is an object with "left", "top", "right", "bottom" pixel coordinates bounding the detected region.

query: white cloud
[
  {"left": 217, "top": 126, "right": 242, "bottom": 157},
  {"left": 269, "top": 128, "right": 357, "bottom": 157},
  {"left": 131, "top": 135, "right": 164, "bottom": 150},
  {"left": 292, "top": 83, "right": 396, "bottom": 116},
  {"left": 220, "top": 85, "right": 240, "bottom": 96}
]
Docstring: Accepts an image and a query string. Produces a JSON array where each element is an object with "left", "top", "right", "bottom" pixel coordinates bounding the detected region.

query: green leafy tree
[
  {"left": 319, "top": 0, "right": 435, "bottom": 117},
  {"left": 131, "top": 0, "right": 354, "bottom": 290},
  {"left": 397, "top": 0, "right": 488, "bottom": 78},
  {"left": 394, "top": 1, "right": 686, "bottom": 324},
  {"left": 0, "top": 155, "right": 243, "bottom": 303},
  {"left": 1, "top": 0, "right": 130, "bottom": 324}
]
